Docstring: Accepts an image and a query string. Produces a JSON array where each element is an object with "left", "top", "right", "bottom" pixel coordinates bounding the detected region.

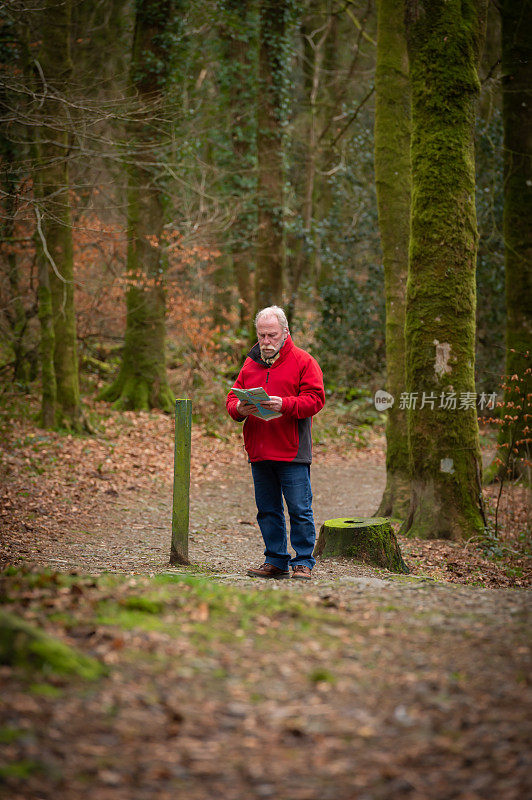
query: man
[{"left": 226, "top": 306, "right": 325, "bottom": 580}]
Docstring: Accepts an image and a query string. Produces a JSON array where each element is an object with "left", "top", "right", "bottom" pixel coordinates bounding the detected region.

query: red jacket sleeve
[
  {"left": 281, "top": 353, "right": 325, "bottom": 419},
  {"left": 226, "top": 363, "right": 247, "bottom": 421}
]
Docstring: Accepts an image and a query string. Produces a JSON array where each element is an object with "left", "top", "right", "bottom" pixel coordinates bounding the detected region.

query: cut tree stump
[{"left": 314, "top": 517, "right": 409, "bottom": 574}]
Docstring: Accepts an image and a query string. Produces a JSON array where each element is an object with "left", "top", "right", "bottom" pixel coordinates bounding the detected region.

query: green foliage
[
  {"left": 310, "top": 122, "right": 384, "bottom": 384},
  {"left": 132, "top": 0, "right": 189, "bottom": 93},
  {"left": 259, "top": 0, "right": 300, "bottom": 126},
  {"left": 316, "top": 263, "right": 385, "bottom": 384},
  {"left": 213, "top": 0, "right": 259, "bottom": 259}
]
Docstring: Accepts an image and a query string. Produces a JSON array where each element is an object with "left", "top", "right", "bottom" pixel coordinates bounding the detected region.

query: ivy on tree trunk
[
  {"left": 374, "top": 0, "right": 411, "bottom": 519},
  {"left": 100, "top": 0, "right": 187, "bottom": 413},
  {"left": 217, "top": 0, "right": 258, "bottom": 332},
  {"left": 255, "top": 0, "right": 293, "bottom": 312},
  {"left": 402, "top": 0, "right": 488, "bottom": 540},
  {"left": 499, "top": 0, "right": 532, "bottom": 477}
]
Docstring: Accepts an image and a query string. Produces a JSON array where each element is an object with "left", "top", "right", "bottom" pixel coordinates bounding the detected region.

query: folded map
[{"left": 231, "top": 386, "right": 282, "bottom": 420}]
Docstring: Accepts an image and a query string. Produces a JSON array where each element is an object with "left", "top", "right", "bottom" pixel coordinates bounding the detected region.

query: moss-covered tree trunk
[
  {"left": 498, "top": 0, "right": 532, "bottom": 476},
  {"left": 100, "top": 0, "right": 181, "bottom": 413},
  {"left": 315, "top": 517, "right": 409, "bottom": 574},
  {"left": 374, "top": 0, "right": 411, "bottom": 519},
  {"left": 36, "top": 241, "right": 56, "bottom": 429},
  {"left": 0, "top": 153, "right": 31, "bottom": 386},
  {"left": 36, "top": 0, "right": 80, "bottom": 429},
  {"left": 255, "top": 0, "right": 291, "bottom": 311},
  {"left": 401, "top": 0, "right": 488, "bottom": 540}
]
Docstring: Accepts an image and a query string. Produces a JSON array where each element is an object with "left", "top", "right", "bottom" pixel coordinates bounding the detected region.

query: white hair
[{"left": 255, "top": 305, "right": 289, "bottom": 331}]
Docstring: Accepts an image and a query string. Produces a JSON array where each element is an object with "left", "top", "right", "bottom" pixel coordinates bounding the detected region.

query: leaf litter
[{"left": 0, "top": 401, "right": 531, "bottom": 798}]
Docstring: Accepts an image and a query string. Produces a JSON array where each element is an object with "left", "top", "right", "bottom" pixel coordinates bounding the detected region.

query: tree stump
[{"left": 314, "top": 517, "right": 409, "bottom": 574}]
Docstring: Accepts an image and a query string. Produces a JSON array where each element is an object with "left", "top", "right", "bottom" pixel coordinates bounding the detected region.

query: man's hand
[
  {"left": 260, "top": 395, "right": 283, "bottom": 412},
  {"left": 236, "top": 400, "right": 256, "bottom": 417}
]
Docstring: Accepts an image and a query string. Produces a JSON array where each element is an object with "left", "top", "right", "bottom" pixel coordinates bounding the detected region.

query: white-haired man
[{"left": 226, "top": 306, "right": 325, "bottom": 580}]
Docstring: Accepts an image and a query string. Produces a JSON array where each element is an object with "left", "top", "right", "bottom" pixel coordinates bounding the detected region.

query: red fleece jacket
[{"left": 226, "top": 335, "right": 325, "bottom": 463}]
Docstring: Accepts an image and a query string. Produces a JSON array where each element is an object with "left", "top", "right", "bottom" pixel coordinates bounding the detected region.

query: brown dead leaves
[{"left": 0, "top": 396, "right": 530, "bottom": 588}]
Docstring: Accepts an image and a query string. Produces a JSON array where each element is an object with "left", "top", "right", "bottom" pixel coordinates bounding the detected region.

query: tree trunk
[
  {"left": 100, "top": 0, "right": 181, "bottom": 413},
  {"left": 286, "top": 2, "right": 329, "bottom": 323},
  {"left": 36, "top": 0, "right": 80, "bottom": 429},
  {"left": 255, "top": 0, "right": 290, "bottom": 311},
  {"left": 401, "top": 0, "right": 488, "bottom": 540},
  {"left": 217, "top": 0, "right": 258, "bottom": 332},
  {"left": 498, "top": 0, "right": 532, "bottom": 477},
  {"left": 36, "top": 243, "right": 56, "bottom": 429},
  {"left": 315, "top": 517, "right": 409, "bottom": 574},
  {"left": 0, "top": 158, "right": 31, "bottom": 387},
  {"left": 374, "top": 0, "right": 411, "bottom": 519}
]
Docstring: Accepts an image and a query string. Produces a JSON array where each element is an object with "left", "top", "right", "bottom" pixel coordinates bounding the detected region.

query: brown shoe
[
  {"left": 247, "top": 562, "right": 290, "bottom": 579},
  {"left": 291, "top": 565, "right": 312, "bottom": 580}
]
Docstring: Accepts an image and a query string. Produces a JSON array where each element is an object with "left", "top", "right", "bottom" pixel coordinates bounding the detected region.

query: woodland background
[
  {"left": 0, "top": 3, "right": 531, "bottom": 798},
  {"left": 0, "top": 0, "right": 530, "bottom": 540}
]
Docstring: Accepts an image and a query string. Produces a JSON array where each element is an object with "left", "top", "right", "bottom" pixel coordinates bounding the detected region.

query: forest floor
[{"left": 0, "top": 399, "right": 531, "bottom": 799}]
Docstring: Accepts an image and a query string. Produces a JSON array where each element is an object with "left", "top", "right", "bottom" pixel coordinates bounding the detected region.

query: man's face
[{"left": 256, "top": 315, "right": 286, "bottom": 360}]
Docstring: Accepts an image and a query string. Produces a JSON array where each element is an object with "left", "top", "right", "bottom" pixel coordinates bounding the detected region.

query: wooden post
[{"left": 170, "top": 399, "right": 191, "bottom": 565}]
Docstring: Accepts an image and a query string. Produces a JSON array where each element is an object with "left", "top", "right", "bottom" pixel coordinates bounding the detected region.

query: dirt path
[
  {"left": 2, "top": 445, "right": 531, "bottom": 799},
  {"left": 31, "top": 452, "right": 386, "bottom": 578}
]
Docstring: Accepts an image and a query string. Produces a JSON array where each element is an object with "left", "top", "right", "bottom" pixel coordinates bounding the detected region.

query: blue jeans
[{"left": 250, "top": 461, "right": 316, "bottom": 570}]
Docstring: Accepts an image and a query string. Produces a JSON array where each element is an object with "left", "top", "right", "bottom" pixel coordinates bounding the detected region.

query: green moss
[
  {"left": 323, "top": 516, "right": 390, "bottom": 528},
  {"left": 402, "top": 0, "right": 487, "bottom": 540},
  {"left": 36, "top": 0, "right": 80, "bottom": 431},
  {"left": 37, "top": 277, "right": 56, "bottom": 429},
  {"left": 29, "top": 682, "right": 63, "bottom": 697},
  {"left": 0, "top": 759, "right": 43, "bottom": 780},
  {"left": 96, "top": 604, "right": 166, "bottom": 632},
  {"left": 374, "top": 0, "right": 411, "bottom": 518},
  {"left": 308, "top": 667, "right": 336, "bottom": 684},
  {"left": 315, "top": 517, "right": 409, "bottom": 573},
  {"left": 123, "top": 595, "right": 164, "bottom": 614},
  {"left": 0, "top": 610, "right": 106, "bottom": 680},
  {"left": 0, "top": 726, "right": 26, "bottom": 744}
]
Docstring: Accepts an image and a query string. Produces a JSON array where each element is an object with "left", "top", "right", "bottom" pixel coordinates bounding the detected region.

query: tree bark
[
  {"left": 170, "top": 399, "right": 191, "bottom": 565},
  {"left": 286, "top": 1, "right": 329, "bottom": 323},
  {"left": 374, "top": 0, "right": 411, "bottom": 519},
  {"left": 36, "top": 242, "right": 56, "bottom": 429},
  {"left": 402, "top": 0, "right": 488, "bottom": 540},
  {"left": 217, "top": 0, "right": 258, "bottom": 332},
  {"left": 36, "top": 0, "right": 80, "bottom": 429},
  {"left": 0, "top": 156, "right": 31, "bottom": 387},
  {"left": 499, "top": 0, "right": 532, "bottom": 477},
  {"left": 255, "top": 0, "right": 290, "bottom": 311},
  {"left": 315, "top": 517, "right": 409, "bottom": 574},
  {"left": 100, "top": 0, "right": 181, "bottom": 413}
]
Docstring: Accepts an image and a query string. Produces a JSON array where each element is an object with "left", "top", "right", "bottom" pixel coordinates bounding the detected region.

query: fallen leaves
[{"left": 1, "top": 567, "right": 531, "bottom": 799}]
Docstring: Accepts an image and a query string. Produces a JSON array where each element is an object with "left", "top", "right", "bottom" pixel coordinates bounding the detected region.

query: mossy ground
[{"left": 0, "top": 565, "right": 529, "bottom": 799}]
